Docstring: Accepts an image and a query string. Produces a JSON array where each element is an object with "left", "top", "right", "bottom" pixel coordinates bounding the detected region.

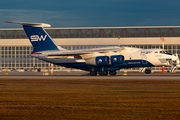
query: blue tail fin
[{"left": 23, "top": 25, "right": 59, "bottom": 52}]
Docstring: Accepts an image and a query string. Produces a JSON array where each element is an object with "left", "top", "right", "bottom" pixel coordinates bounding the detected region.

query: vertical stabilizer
[
  {"left": 23, "top": 25, "right": 59, "bottom": 52},
  {"left": 5, "top": 21, "right": 61, "bottom": 53}
]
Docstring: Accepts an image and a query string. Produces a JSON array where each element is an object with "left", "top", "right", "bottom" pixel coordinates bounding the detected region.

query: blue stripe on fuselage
[
  {"left": 123, "top": 60, "right": 154, "bottom": 68},
  {"left": 55, "top": 59, "right": 154, "bottom": 71}
]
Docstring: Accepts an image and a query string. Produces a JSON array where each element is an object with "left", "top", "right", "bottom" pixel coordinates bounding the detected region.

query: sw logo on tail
[{"left": 30, "top": 35, "right": 47, "bottom": 41}]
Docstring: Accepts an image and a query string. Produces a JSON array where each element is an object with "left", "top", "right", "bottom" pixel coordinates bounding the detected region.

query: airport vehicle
[{"left": 6, "top": 21, "right": 178, "bottom": 76}]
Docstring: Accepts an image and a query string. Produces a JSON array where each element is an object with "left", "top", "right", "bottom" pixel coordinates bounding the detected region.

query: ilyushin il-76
[{"left": 6, "top": 21, "right": 178, "bottom": 76}]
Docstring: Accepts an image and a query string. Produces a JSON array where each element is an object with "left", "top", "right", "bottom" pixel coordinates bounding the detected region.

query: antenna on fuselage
[{"left": 160, "top": 37, "right": 165, "bottom": 49}]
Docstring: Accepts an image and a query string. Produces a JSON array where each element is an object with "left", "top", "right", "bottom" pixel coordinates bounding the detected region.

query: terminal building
[{"left": 0, "top": 26, "right": 180, "bottom": 71}]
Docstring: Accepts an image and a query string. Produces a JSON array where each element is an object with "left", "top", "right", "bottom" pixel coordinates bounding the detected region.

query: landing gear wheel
[
  {"left": 90, "top": 71, "right": 97, "bottom": 76},
  {"left": 98, "top": 71, "right": 108, "bottom": 76},
  {"left": 145, "top": 69, "right": 151, "bottom": 74},
  {"left": 109, "top": 71, "right": 117, "bottom": 76}
]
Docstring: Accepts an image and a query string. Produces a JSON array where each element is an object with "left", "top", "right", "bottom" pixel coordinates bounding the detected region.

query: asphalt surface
[{"left": 0, "top": 71, "right": 180, "bottom": 80}]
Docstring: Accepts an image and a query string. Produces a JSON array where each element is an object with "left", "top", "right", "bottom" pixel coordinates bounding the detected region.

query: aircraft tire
[
  {"left": 98, "top": 71, "right": 108, "bottom": 76},
  {"left": 109, "top": 71, "right": 117, "bottom": 76},
  {"left": 90, "top": 71, "right": 97, "bottom": 76},
  {"left": 145, "top": 69, "right": 151, "bottom": 74}
]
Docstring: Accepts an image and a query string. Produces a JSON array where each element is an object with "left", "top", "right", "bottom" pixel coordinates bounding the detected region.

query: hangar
[{"left": 0, "top": 26, "right": 180, "bottom": 71}]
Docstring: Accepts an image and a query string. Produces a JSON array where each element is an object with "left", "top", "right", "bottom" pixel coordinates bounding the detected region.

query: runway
[
  {"left": 1, "top": 75, "right": 180, "bottom": 80},
  {"left": 0, "top": 71, "right": 180, "bottom": 80},
  {"left": 1, "top": 71, "right": 180, "bottom": 119}
]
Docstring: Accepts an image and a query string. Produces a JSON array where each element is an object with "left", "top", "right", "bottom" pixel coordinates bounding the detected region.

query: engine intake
[{"left": 110, "top": 55, "right": 124, "bottom": 65}]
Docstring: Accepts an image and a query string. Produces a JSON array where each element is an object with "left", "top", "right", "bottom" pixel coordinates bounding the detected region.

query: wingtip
[{"left": 5, "top": 21, "right": 13, "bottom": 23}]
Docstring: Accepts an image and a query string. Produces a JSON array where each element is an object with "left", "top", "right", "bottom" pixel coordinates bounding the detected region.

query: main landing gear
[
  {"left": 144, "top": 68, "right": 152, "bottom": 74},
  {"left": 98, "top": 71, "right": 108, "bottom": 76},
  {"left": 109, "top": 71, "right": 117, "bottom": 76},
  {"left": 90, "top": 71, "right": 97, "bottom": 76},
  {"left": 89, "top": 71, "right": 117, "bottom": 76},
  {"left": 140, "top": 67, "right": 152, "bottom": 74}
]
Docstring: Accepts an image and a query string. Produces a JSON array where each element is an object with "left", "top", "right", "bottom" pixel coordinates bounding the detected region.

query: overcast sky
[{"left": 1, "top": 0, "right": 180, "bottom": 28}]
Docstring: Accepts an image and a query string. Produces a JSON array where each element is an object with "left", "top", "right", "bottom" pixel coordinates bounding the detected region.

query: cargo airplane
[{"left": 6, "top": 21, "right": 178, "bottom": 76}]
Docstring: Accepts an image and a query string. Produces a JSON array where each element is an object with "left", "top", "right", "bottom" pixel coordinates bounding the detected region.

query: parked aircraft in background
[{"left": 6, "top": 21, "right": 178, "bottom": 76}]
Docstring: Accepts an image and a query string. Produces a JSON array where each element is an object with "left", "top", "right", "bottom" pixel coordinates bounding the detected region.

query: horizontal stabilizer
[{"left": 5, "top": 21, "right": 51, "bottom": 27}]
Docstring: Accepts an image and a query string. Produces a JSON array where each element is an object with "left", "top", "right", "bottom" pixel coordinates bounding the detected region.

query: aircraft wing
[
  {"left": 44, "top": 46, "right": 124, "bottom": 56},
  {"left": 44, "top": 46, "right": 126, "bottom": 65}
]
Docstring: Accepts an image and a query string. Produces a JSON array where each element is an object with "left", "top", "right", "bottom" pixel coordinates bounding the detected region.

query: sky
[{"left": 1, "top": 0, "right": 180, "bottom": 28}]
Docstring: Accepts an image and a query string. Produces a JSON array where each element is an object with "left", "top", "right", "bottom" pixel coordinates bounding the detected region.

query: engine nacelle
[
  {"left": 110, "top": 55, "right": 124, "bottom": 65},
  {"left": 103, "top": 52, "right": 125, "bottom": 65},
  {"left": 85, "top": 56, "right": 109, "bottom": 66}
]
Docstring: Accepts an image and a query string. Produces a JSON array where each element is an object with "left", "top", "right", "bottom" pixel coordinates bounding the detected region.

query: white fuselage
[
  {"left": 31, "top": 47, "right": 176, "bottom": 69},
  {"left": 117, "top": 47, "right": 176, "bottom": 66}
]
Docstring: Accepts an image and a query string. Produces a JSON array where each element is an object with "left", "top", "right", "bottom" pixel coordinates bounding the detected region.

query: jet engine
[
  {"left": 85, "top": 56, "right": 109, "bottom": 66},
  {"left": 81, "top": 52, "right": 109, "bottom": 66},
  {"left": 81, "top": 52, "right": 124, "bottom": 66},
  {"left": 109, "top": 55, "right": 124, "bottom": 65},
  {"left": 103, "top": 52, "right": 124, "bottom": 65}
]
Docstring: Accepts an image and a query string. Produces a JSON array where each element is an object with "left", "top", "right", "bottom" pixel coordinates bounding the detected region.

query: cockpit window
[{"left": 160, "top": 50, "right": 172, "bottom": 55}]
